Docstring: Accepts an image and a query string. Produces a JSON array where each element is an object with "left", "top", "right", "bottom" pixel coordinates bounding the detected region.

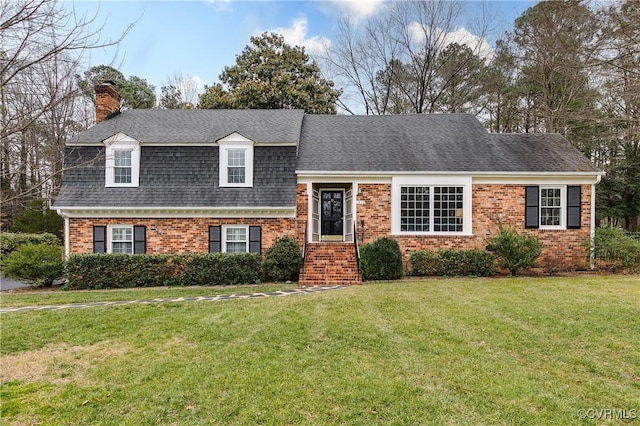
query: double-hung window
[
  {"left": 110, "top": 225, "right": 133, "bottom": 254},
  {"left": 105, "top": 134, "right": 140, "bottom": 187},
  {"left": 224, "top": 226, "right": 248, "bottom": 253},
  {"left": 540, "top": 187, "right": 562, "bottom": 227},
  {"left": 393, "top": 177, "right": 471, "bottom": 235},
  {"left": 227, "top": 149, "right": 246, "bottom": 184},
  {"left": 218, "top": 133, "right": 254, "bottom": 187},
  {"left": 113, "top": 150, "right": 132, "bottom": 184},
  {"left": 209, "top": 225, "right": 262, "bottom": 254},
  {"left": 526, "top": 185, "right": 580, "bottom": 230}
]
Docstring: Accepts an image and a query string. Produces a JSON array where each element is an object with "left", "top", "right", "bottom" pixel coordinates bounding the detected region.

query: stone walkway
[{"left": 0, "top": 285, "right": 346, "bottom": 314}]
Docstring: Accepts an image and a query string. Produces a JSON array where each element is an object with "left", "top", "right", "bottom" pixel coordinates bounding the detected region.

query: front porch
[{"left": 298, "top": 182, "right": 362, "bottom": 285}]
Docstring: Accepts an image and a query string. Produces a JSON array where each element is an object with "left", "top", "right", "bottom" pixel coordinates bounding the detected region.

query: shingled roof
[
  {"left": 296, "top": 114, "right": 599, "bottom": 173},
  {"left": 67, "top": 109, "right": 305, "bottom": 144}
]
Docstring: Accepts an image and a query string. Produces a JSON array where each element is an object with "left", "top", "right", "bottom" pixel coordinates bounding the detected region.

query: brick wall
[
  {"left": 69, "top": 217, "right": 295, "bottom": 256},
  {"left": 296, "top": 183, "right": 308, "bottom": 247},
  {"left": 351, "top": 183, "right": 591, "bottom": 270}
]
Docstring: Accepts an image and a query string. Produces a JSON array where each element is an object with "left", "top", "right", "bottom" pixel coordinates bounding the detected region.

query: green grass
[
  {"left": 1, "top": 276, "right": 638, "bottom": 425},
  {"left": 0, "top": 283, "right": 296, "bottom": 308}
]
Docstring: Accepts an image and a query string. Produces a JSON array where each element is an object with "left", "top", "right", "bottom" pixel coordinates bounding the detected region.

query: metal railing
[
  {"left": 353, "top": 222, "right": 361, "bottom": 274},
  {"left": 302, "top": 227, "right": 308, "bottom": 261}
]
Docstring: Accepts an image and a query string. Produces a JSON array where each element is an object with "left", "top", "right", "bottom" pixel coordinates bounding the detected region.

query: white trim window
[
  {"left": 108, "top": 225, "right": 133, "bottom": 254},
  {"left": 223, "top": 226, "right": 248, "bottom": 253},
  {"left": 219, "top": 133, "right": 254, "bottom": 187},
  {"left": 392, "top": 176, "right": 472, "bottom": 235},
  {"left": 540, "top": 186, "right": 565, "bottom": 229},
  {"left": 105, "top": 134, "right": 140, "bottom": 187}
]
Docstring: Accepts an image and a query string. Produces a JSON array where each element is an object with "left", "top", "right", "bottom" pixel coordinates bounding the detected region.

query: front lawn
[{"left": 1, "top": 275, "right": 638, "bottom": 425}]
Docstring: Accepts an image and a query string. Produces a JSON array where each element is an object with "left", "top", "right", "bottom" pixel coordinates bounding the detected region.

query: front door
[{"left": 321, "top": 190, "right": 344, "bottom": 241}]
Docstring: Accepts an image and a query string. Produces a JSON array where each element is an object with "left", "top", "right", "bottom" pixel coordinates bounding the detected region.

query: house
[{"left": 54, "top": 82, "right": 602, "bottom": 284}]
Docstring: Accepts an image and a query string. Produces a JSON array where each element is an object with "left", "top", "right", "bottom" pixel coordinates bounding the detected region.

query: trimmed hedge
[
  {"left": 0, "top": 232, "right": 60, "bottom": 258},
  {"left": 410, "top": 249, "right": 495, "bottom": 277},
  {"left": 360, "top": 238, "right": 403, "bottom": 280},
  {"left": 65, "top": 253, "right": 261, "bottom": 289}
]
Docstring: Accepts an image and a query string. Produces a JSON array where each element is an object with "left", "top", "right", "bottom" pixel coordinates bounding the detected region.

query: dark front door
[{"left": 321, "top": 190, "right": 344, "bottom": 240}]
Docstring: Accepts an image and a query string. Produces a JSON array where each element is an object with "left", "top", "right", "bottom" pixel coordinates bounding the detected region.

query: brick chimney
[{"left": 95, "top": 80, "right": 121, "bottom": 123}]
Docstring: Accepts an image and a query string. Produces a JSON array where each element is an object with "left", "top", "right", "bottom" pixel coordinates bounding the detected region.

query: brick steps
[{"left": 299, "top": 242, "right": 362, "bottom": 286}]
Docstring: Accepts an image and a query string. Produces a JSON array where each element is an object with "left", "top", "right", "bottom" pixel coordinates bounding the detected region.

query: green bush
[
  {"left": 65, "top": 253, "right": 261, "bottom": 289},
  {"left": 2, "top": 243, "right": 64, "bottom": 286},
  {"left": 360, "top": 237, "right": 403, "bottom": 280},
  {"left": 410, "top": 250, "right": 440, "bottom": 276},
  {"left": 591, "top": 228, "right": 640, "bottom": 271},
  {"left": 262, "top": 237, "right": 302, "bottom": 282},
  {"left": 0, "top": 232, "right": 60, "bottom": 259},
  {"left": 486, "top": 224, "right": 542, "bottom": 275},
  {"left": 410, "top": 249, "right": 495, "bottom": 277}
]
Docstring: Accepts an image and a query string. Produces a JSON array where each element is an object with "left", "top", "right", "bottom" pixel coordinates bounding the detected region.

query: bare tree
[
  {"left": 1, "top": 0, "right": 131, "bottom": 229},
  {"left": 322, "top": 1, "right": 491, "bottom": 115},
  {"left": 160, "top": 72, "right": 200, "bottom": 109}
]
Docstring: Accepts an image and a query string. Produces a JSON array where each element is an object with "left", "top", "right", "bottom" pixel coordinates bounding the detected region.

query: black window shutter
[
  {"left": 567, "top": 186, "right": 581, "bottom": 229},
  {"left": 525, "top": 186, "right": 540, "bottom": 229},
  {"left": 134, "top": 226, "right": 146, "bottom": 254},
  {"left": 209, "top": 226, "right": 221, "bottom": 253},
  {"left": 249, "top": 226, "right": 261, "bottom": 254},
  {"left": 93, "top": 226, "right": 106, "bottom": 253}
]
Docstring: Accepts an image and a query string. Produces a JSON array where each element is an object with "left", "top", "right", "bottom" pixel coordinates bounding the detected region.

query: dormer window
[
  {"left": 219, "top": 133, "right": 254, "bottom": 188},
  {"left": 105, "top": 133, "right": 140, "bottom": 187},
  {"left": 114, "top": 150, "right": 132, "bottom": 184},
  {"left": 227, "top": 148, "right": 246, "bottom": 184}
]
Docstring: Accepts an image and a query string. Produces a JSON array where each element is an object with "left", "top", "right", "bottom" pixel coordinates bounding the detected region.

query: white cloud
[
  {"left": 189, "top": 75, "right": 204, "bottom": 94},
  {"left": 408, "top": 23, "right": 494, "bottom": 61},
  {"left": 206, "top": 0, "right": 232, "bottom": 12},
  {"left": 268, "top": 17, "right": 331, "bottom": 57},
  {"left": 329, "top": 0, "right": 385, "bottom": 20}
]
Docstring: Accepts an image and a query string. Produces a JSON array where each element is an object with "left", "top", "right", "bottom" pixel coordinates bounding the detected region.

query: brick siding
[
  {"left": 68, "top": 183, "right": 592, "bottom": 272},
  {"left": 353, "top": 183, "right": 591, "bottom": 270},
  {"left": 69, "top": 217, "right": 295, "bottom": 256}
]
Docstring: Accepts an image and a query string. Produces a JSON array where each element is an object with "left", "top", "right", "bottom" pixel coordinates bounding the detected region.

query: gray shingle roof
[
  {"left": 67, "top": 109, "right": 305, "bottom": 144},
  {"left": 297, "top": 114, "right": 599, "bottom": 173},
  {"left": 55, "top": 111, "right": 600, "bottom": 210}
]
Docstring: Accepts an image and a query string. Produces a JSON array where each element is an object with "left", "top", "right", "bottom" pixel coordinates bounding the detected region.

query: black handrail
[
  {"left": 302, "top": 227, "right": 308, "bottom": 261},
  {"left": 353, "top": 222, "right": 361, "bottom": 274}
]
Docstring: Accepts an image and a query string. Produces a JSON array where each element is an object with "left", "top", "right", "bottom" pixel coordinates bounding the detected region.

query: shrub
[
  {"left": 591, "top": 228, "right": 640, "bottom": 271},
  {"left": 486, "top": 224, "right": 542, "bottom": 275},
  {"left": 2, "top": 243, "right": 64, "bottom": 286},
  {"left": 360, "top": 237, "right": 403, "bottom": 280},
  {"left": 0, "top": 232, "right": 60, "bottom": 259},
  {"left": 262, "top": 237, "right": 302, "bottom": 282},
  {"left": 410, "top": 250, "right": 440, "bottom": 276},
  {"left": 410, "top": 249, "right": 494, "bottom": 277},
  {"left": 64, "top": 253, "right": 261, "bottom": 289}
]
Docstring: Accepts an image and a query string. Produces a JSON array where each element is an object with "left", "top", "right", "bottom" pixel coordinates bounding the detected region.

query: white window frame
[
  {"left": 107, "top": 225, "right": 134, "bottom": 254},
  {"left": 222, "top": 225, "right": 249, "bottom": 253},
  {"left": 105, "top": 133, "right": 140, "bottom": 187},
  {"left": 219, "top": 133, "right": 254, "bottom": 188},
  {"left": 539, "top": 185, "right": 566, "bottom": 230},
  {"left": 391, "top": 176, "right": 472, "bottom": 236}
]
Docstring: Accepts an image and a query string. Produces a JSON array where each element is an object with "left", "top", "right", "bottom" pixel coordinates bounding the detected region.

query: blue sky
[{"left": 66, "top": 0, "right": 537, "bottom": 99}]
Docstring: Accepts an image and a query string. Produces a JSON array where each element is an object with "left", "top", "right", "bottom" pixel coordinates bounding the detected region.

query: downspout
[
  {"left": 590, "top": 175, "right": 602, "bottom": 270},
  {"left": 57, "top": 210, "right": 70, "bottom": 259}
]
